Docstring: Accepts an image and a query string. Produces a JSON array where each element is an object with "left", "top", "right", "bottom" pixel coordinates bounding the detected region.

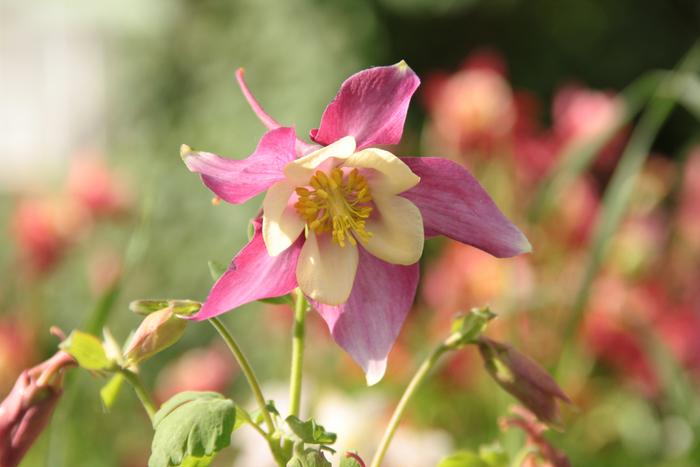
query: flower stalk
[
  {"left": 289, "top": 289, "right": 307, "bottom": 418},
  {"left": 369, "top": 339, "right": 455, "bottom": 467},
  {"left": 209, "top": 317, "right": 286, "bottom": 465}
]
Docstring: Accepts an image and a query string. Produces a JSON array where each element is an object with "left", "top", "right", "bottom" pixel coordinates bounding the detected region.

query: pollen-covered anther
[{"left": 294, "top": 168, "right": 374, "bottom": 247}]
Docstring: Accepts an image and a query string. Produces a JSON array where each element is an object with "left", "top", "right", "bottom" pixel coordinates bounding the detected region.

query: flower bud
[
  {"left": 124, "top": 307, "right": 187, "bottom": 364},
  {"left": 0, "top": 351, "right": 74, "bottom": 467},
  {"left": 477, "top": 338, "right": 571, "bottom": 425}
]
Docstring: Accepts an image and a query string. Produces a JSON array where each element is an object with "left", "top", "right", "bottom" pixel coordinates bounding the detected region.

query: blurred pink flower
[
  {"left": 583, "top": 277, "right": 660, "bottom": 397},
  {"left": 10, "top": 199, "right": 80, "bottom": 276},
  {"left": 551, "top": 85, "right": 626, "bottom": 172},
  {"left": 545, "top": 176, "right": 600, "bottom": 247},
  {"left": 0, "top": 318, "right": 37, "bottom": 394},
  {"left": 677, "top": 147, "right": 700, "bottom": 250},
  {"left": 67, "top": 156, "right": 130, "bottom": 219},
  {"left": 423, "top": 241, "right": 533, "bottom": 318},
  {"left": 552, "top": 85, "right": 623, "bottom": 145},
  {"left": 426, "top": 66, "right": 516, "bottom": 153},
  {"left": 154, "top": 344, "right": 235, "bottom": 403},
  {"left": 183, "top": 62, "right": 530, "bottom": 384}
]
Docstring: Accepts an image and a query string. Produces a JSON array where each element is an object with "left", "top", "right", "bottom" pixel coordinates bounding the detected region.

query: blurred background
[{"left": 2, "top": 0, "right": 700, "bottom": 465}]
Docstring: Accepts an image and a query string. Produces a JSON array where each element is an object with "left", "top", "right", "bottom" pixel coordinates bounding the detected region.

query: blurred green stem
[
  {"left": 369, "top": 341, "right": 452, "bottom": 467},
  {"left": 559, "top": 41, "right": 700, "bottom": 354},
  {"left": 120, "top": 369, "right": 157, "bottom": 423}
]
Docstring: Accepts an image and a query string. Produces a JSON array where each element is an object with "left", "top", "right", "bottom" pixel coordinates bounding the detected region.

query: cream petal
[
  {"left": 296, "top": 231, "right": 359, "bottom": 305},
  {"left": 344, "top": 148, "right": 420, "bottom": 195},
  {"left": 362, "top": 193, "right": 424, "bottom": 265},
  {"left": 262, "top": 180, "right": 305, "bottom": 256},
  {"left": 284, "top": 136, "right": 356, "bottom": 185}
]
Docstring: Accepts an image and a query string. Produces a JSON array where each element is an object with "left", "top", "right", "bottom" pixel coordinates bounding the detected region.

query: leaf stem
[
  {"left": 120, "top": 369, "right": 157, "bottom": 423},
  {"left": 369, "top": 343, "right": 451, "bottom": 467}
]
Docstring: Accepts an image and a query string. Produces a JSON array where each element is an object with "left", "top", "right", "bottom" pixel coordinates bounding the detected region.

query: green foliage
[
  {"left": 100, "top": 373, "right": 125, "bottom": 410},
  {"left": 285, "top": 415, "right": 337, "bottom": 445},
  {"left": 149, "top": 391, "right": 236, "bottom": 467},
  {"left": 60, "top": 330, "right": 114, "bottom": 371},
  {"left": 286, "top": 445, "right": 332, "bottom": 467}
]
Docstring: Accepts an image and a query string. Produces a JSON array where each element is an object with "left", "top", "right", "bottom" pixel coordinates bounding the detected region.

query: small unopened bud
[
  {"left": 477, "top": 338, "right": 571, "bottom": 425},
  {"left": 124, "top": 307, "right": 187, "bottom": 364}
]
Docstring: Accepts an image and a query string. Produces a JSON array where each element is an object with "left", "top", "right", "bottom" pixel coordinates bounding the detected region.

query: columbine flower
[{"left": 182, "top": 61, "right": 531, "bottom": 384}]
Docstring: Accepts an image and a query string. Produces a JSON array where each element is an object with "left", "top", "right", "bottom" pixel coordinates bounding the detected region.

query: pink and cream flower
[{"left": 182, "top": 61, "right": 531, "bottom": 384}]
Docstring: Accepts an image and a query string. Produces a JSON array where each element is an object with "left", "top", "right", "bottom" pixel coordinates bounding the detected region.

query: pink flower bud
[
  {"left": 124, "top": 307, "right": 187, "bottom": 364},
  {"left": 0, "top": 351, "right": 74, "bottom": 467},
  {"left": 477, "top": 337, "right": 571, "bottom": 425}
]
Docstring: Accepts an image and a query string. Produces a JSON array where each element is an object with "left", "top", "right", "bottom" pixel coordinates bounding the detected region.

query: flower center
[{"left": 294, "top": 167, "right": 373, "bottom": 247}]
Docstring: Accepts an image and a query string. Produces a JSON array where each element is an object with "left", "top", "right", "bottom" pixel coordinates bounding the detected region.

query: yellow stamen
[{"left": 294, "top": 168, "right": 374, "bottom": 247}]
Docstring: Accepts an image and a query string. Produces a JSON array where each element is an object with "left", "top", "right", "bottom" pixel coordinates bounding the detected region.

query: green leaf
[
  {"left": 149, "top": 391, "right": 235, "bottom": 467},
  {"left": 438, "top": 451, "right": 489, "bottom": 467},
  {"left": 478, "top": 445, "right": 509, "bottom": 467},
  {"left": 286, "top": 446, "right": 332, "bottom": 467},
  {"left": 179, "top": 455, "right": 213, "bottom": 467},
  {"left": 285, "top": 415, "right": 337, "bottom": 445},
  {"left": 449, "top": 307, "right": 497, "bottom": 348},
  {"left": 232, "top": 404, "right": 253, "bottom": 431},
  {"left": 100, "top": 373, "right": 124, "bottom": 410},
  {"left": 59, "top": 330, "right": 113, "bottom": 371},
  {"left": 208, "top": 260, "right": 227, "bottom": 281},
  {"left": 251, "top": 400, "right": 281, "bottom": 426},
  {"left": 339, "top": 452, "right": 365, "bottom": 467}
]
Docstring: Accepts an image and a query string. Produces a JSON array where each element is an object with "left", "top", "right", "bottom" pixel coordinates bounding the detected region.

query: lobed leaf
[{"left": 149, "top": 391, "right": 235, "bottom": 467}]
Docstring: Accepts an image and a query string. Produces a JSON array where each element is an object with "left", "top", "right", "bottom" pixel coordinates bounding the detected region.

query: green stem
[
  {"left": 289, "top": 289, "right": 307, "bottom": 418},
  {"left": 209, "top": 317, "right": 275, "bottom": 433},
  {"left": 120, "top": 369, "right": 157, "bottom": 423},
  {"left": 369, "top": 343, "right": 451, "bottom": 467},
  {"left": 210, "top": 317, "right": 286, "bottom": 466},
  {"left": 281, "top": 290, "right": 308, "bottom": 457}
]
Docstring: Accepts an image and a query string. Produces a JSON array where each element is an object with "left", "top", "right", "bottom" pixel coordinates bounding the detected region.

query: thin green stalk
[
  {"left": 120, "top": 369, "right": 157, "bottom": 423},
  {"left": 559, "top": 43, "right": 700, "bottom": 346},
  {"left": 210, "top": 317, "right": 286, "bottom": 466},
  {"left": 281, "top": 290, "right": 308, "bottom": 457},
  {"left": 289, "top": 289, "right": 307, "bottom": 418},
  {"left": 209, "top": 317, "right": 275, "bottom": 433},
  {"left": 369, "top": 343, "right": 451, "bottom": 467}
]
